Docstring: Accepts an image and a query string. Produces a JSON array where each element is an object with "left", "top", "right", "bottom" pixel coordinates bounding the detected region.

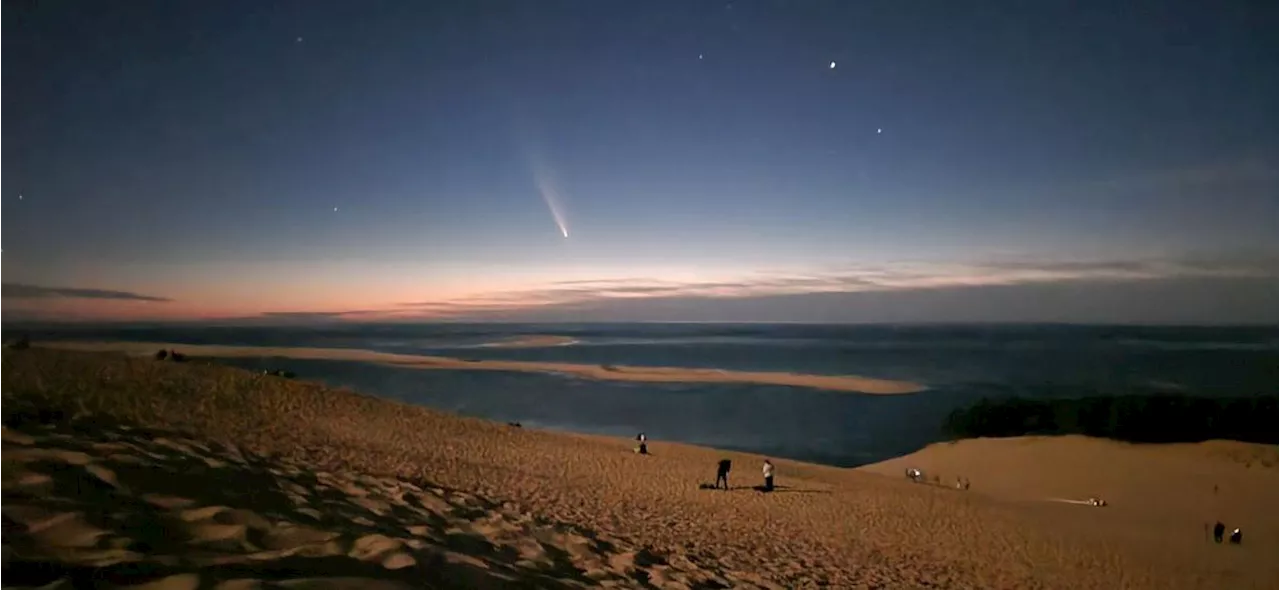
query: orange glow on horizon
[{"left": 4, "top": 258, "right": 1262, "bottom": 322}]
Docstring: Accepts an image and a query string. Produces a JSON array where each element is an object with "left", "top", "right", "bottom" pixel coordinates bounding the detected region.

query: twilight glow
[{"left": 2, "top": 2, "right": 1275, "bottom": 325}]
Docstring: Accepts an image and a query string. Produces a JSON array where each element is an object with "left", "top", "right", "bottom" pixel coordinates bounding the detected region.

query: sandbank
[
  {"left": 480, "top": 334, "right": 580, "bottom": 348},
  {"left": 42, "top": 340, "right": 926, "bottom": 394}
]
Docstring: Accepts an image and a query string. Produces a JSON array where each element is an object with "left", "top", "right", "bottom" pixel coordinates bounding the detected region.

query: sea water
[{"left": 26, "top": 323, "right": 1277, "bottom": 466}]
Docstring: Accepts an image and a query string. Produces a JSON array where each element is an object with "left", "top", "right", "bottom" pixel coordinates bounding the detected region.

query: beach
[
  {"left": 4, "top": 348, "right": 1276, "bottom": 589},
  {"left": 40, "top": 340, "right": 927, "bottom": 395}
]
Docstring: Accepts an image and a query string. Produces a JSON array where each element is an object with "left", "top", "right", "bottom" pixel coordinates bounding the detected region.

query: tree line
[{"left": 942, "top": 394, "right": 1277, "bottom": 444}]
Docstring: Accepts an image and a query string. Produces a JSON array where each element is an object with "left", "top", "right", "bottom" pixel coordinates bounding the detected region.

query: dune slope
[
  {"left": 3, "top": 348, "right": 1276, "bottom": 589},
  {"left": 3, "top": 423, "right": 740, "bottom": 589},
  {"left": 860, "top": 436, "right": 1278, "bottom": 568}
]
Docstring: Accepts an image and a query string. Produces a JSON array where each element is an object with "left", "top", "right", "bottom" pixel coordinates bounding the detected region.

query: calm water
[{"left": 22, "top": 323, "right": 1278, "bottom": 467}]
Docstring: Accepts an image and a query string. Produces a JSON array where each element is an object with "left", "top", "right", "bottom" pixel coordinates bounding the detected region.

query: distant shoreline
[{"left": 41, "top": 340, "right": 927, "bottom": 395}]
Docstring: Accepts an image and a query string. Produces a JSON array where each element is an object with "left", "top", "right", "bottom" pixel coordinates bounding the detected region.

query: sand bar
[
  {"left": 43, "top": 340, "right": 927, "bottom": 394},
  {"left": 480, "top": 334, "right": 580, "bottom": 348}
]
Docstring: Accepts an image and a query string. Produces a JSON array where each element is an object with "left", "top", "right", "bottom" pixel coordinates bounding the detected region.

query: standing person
[
  {"left": 762, "top": 459, "right": 775, "bottom": 492},
  {"left": 715, "top": 459, "right": 732, "bottom": 490}
]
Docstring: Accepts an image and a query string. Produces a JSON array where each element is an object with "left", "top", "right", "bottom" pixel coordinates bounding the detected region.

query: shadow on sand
[
  {"left": 696, "top": 483, "right": 830, "bottom": 495},
  {"left": 2, "top": 419, "right": 735, "bottom": 590}
]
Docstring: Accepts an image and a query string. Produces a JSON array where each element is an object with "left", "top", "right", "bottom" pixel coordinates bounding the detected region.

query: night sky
[{"left": 3, "top": 0, "right": 1276, "bottom": 323}]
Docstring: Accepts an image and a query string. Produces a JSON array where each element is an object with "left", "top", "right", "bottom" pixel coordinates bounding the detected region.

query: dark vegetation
[
  {"left": 8, "top": 334, "right": 31, "bottom": 350},
  {"left": 944, "top": 395, "right": 1277, "bottom": 445}
]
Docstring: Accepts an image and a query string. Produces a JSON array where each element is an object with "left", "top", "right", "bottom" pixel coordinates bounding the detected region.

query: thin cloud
[
  {"left": 972, "top": 256, "right": 1277, "bottom": 280},
  {"left": 453, "top": 276, "right": 1279, "bottom": 325},
  {"left": 393, "top": 254, "right": 1277, "bottom": 319},
  {"left": 1, "top": 283, "right": 172, "bottom": 302},
  {"left": 168, "top": 309, "right": 411, "bottom": 326},
  {"left": 258, "top": 310, "right": 382, "bottom": 319},
  {"left": 976, "top": 260, "right": 1153, "bottom": 274}
]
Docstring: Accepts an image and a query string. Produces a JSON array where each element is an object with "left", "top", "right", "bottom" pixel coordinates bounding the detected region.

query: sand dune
[
  {"left": 42, "top": 340, "right": 926, "bottom": 394},
  {"left": 861, "top": 436, "right": 1278, "bottom": 580},
  {"left": 3, "top": 424, "right": 740, "bottom": 589},
  {"left": 3, "top": 348, "right": 1276, "bottom": 589}
]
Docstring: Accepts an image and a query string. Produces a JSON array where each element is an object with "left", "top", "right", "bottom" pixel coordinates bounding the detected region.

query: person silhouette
[
  {"left": 715, "top": 459, "right": 731, "bottom": 490},
  {"left": 762, "top": 459, "right": 775, "bottom": 492},
  {"left": 1213, "top": 521, "right": 1226, "bottom": 543}
]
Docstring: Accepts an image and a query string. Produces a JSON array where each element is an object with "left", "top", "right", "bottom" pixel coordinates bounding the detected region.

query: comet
[{"left": 528, "top": 149, "right": 570, "bottom": 239}]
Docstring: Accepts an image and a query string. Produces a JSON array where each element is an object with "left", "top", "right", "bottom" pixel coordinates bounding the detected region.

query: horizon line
[{"left": 4, "top": 319, "right": 1277, "bottom": 329}]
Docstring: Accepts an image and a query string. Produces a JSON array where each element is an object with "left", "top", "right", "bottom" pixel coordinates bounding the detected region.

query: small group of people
[
  {"left": 1211, "top": 521, "right": 1243, "bottom": 545},
  {"left": 631, "top": 431, "right": 777, "bottom": 492},
  {"left": 903, "top": 468, "right": 972, "bottom": 491},
  {"left": 713, "top": 457, "right": 775, "bottom": 492},
  {"left": 154, "top": 348, "right": 187, "bottom": 362}
]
